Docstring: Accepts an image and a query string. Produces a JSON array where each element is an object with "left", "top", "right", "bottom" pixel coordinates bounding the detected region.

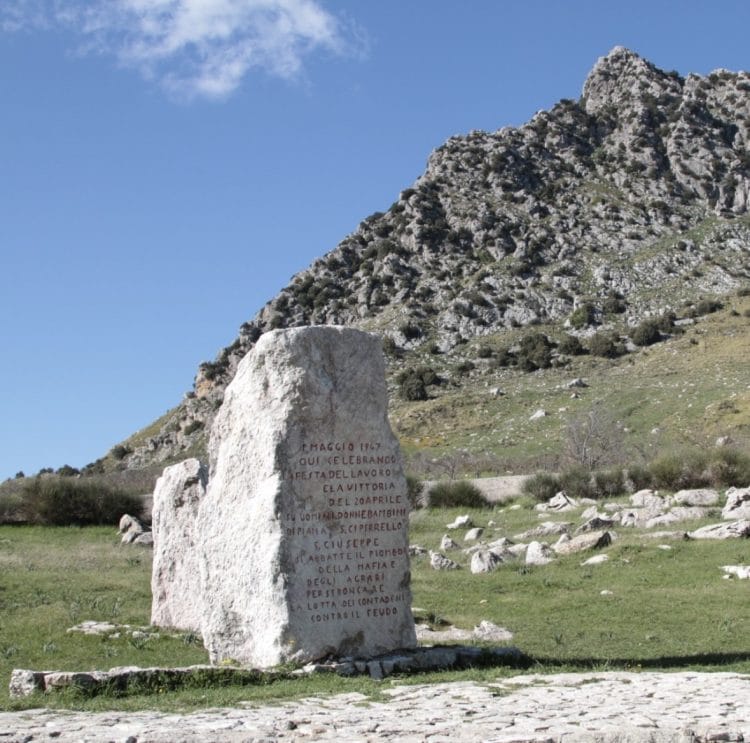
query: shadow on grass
[{"left": 528, "top": 651, "right": 750, "bottom": 671}]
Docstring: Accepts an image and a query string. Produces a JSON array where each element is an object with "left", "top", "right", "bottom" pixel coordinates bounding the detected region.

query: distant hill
[{"left": 92, "top": 47, "right": 750, "bottom": 483}]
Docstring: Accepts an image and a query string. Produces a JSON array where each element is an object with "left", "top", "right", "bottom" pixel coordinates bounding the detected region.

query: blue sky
[{"left": 1, "top": 0, "right": 749, "bottom": 481}]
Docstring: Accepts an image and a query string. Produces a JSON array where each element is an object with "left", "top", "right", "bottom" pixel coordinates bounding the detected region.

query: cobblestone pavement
[{"left": 2, "top": 672, "right": 750, "bottom": 742}]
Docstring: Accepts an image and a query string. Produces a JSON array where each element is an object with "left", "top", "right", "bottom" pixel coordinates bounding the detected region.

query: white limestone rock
[
  {"left": 429, "top": 551, "right": 461, "bottom": 571},
  {"left": 722, "top": 487, "right": 750, "bottom": 520},
  {"left": 446, "top": 514, "right": 473, "bottom": 530},
  {"left": 514, "top": 521, "right": 571, "bottom": 540},
  {"left": 526, "top": 541, "right": 554, "bottom": 566},
  {"left": 721, "top": 565, "right": 750, "bottom": 580},
  {"left": 150, "top": 458, "right": 208, "bottom": 632},
  {"left": 672, "top": 488, "right": 720, "bottom": 507},
  {"left": 629, "top": 490, "right": 667, "bottom": 510},
  {"left": 688, "top": 520, "right": 750, "bottom": 540},
  {"left": 440, "top": 534, "right": 460, "bottom": 551},
  {"left": 470, "top": 550, "right": 503, "bottom": 574},
  {"left": 464, "top": 527, "right": 484, "bottom": 542},
  {"left": 553, "top": 530, "right": 612, "bottom": 555},
  {"left": 197, "top": 327, "right": 416, "bottom": 668}
]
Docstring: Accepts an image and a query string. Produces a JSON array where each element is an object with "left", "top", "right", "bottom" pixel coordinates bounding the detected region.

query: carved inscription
[{"left": 282, "top": 440, "right": 409, "bottom": 626}]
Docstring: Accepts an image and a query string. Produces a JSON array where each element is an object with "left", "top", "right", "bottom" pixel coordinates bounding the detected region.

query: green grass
[
  {"left": 392, "top": 297, "right": 750, "bottom": 475},
  {"left": 409, "top": 505, "right": 750, "bottom": 669},
  {"left": 2, "top": 502, "right": 750, "bottom": 712}
]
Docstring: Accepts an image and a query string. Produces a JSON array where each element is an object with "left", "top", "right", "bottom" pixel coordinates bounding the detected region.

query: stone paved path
[{"left": 2, "top": 672, "right": 750, "bottom": 742}]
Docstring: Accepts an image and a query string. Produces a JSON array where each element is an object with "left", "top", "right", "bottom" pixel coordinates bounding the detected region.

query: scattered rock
[
  {"left": 526, "top": 541, "right": 554, "bottom": 566},
  {"left": 567, "top": 378, "right": 588, "bottom": 388},
  {"left": 464, "top": 527, "right": 484, "bottom": 542},
  {"left": 529, "top": 409, "right": 547, "bottom": 421},
  {"left": 581, "top": 554, "right": 609, "bottom": 566},
  {"left": 473, "top": 620, "right": 513, "bottom": 642},
  {"left": 514, "top": 521, "right": 571, "bottom": 539},
  {"left": 688, "top": 520, "right": 750, "bottom": 540},
  {"left": 629, "top": 490, "right": 667, "bottom": 510},
  {"left": 575, "top": 516, "right": 615, "bottom": 534},
  {"left": 446, "top": 515, "right": 473, "bottom": 530},
  {"left": 429, "top": 551, "right": 461, "bottom": 570},
  {"left": 470, "top": 550, "right": 503, "bottom": 574},
  {"left": 440, "top": 534, "right": 460, "bottom": 551},
  {"left": 409, "top": 545, "right": 428, "bottom": 556},
  {"left": 553, "top": 530, "right": 612, "bottom": 555},
  {"left": 723, "top": 487, "right": 750, "bottom": 520},
  {"left": 119, "top": 514, "right": 150, "bottom": 545},
  {"left": 672, "top": 489, "right": 720, "bottom": 507},
  {"left": 721, "top": 565, "right": 750, "bottom": 579},
  {"left": 536, "top": 492, "right": 578, "bottom": 513}
]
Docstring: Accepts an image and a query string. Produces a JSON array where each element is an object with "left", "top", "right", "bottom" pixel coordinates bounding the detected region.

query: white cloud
[{"left": 1, "top": 0, "right": 356, "bottom": 100}]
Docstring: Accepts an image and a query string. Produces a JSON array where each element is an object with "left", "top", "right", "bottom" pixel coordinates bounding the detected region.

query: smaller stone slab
[{"left": 9, "top": 645, "right": 528, "bottom": 697}]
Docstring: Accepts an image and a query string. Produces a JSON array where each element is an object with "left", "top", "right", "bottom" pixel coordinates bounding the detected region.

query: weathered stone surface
[
  {"left": 119, "top": 513, "right": 149, "bottom": 545},
  {"left": 672, "top": 488, "right": 720, "bottom": 506},
  {"left": 722, "top": 565, "right": 750, "bottom": 579},
  {"left": 469, "top": 549, "right": 503, "bottom": 574},
  {"left": 723, "top": 486, "right": 750, "bottom": 520},
  {"left": 150, "top": 458, "right": 208, "bottom": 633},
  {"left": 446, "top": 514, "right": 473, "bottom": 529},
  {"left": 575, "top": 516, "right": 615, "bottom": 534},
  {"left": 6, "top": 670, "right": 750, "bottom": 739},
  {"left": 688, "top": 520, "right": 750, "bottom": 540},
  {"left": 630, "top": 490, "right": 667, "bottom": 510},
  {"left": 514, "top": 521, "right": 570, "bottom": 540},
  {"left": 525, "top": 541, "right": 554, "bottom": 566},
  {"left": 197, "top": 327, "right": 415, "bottom": 668},
  {"left": 464, "top": 527, "right": 484, "bottom": 541},
  {"left": 429, "top": 551, "right": 461, "bottom": 570},
  {"left": 439, "top": 534, "right": 459, "bottom": 550},
  {"left": 553, "top": 530, "right": 612, "bottom": 555},
  {"left": 537, "top": 492, "right": 578, "bottom": 513}
]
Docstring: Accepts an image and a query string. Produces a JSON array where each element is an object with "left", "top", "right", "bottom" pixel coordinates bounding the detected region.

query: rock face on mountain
[{"left": 118, "top": 47, "right": 750, "bottom": 471}]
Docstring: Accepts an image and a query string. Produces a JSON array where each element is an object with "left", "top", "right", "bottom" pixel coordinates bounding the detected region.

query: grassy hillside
[{"left": 391, "top": 292, "right": 750, "bottom": 478}]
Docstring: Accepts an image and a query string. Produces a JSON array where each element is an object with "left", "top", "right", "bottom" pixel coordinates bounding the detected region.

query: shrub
[
  {"left": 630, "top": 319, "right": 662, "bottom": 347},
  {"left": 398, "top": 322, "right": 422, "bottom": 340},
  {"left": 558, "top": 465, "right": 594, "bottom": 499},
  {"left": 517, "top": 333, "right": 554, "bottom": 371},
  {"left": 521, "top": 472, "right": 561, "bottom": 502},
  {"left": 56, "top": 465, "right": 80, "bottom": 477},
  {"left": 592, "top": 468, "right": 625, "bottom": 498},
  {"left": 589, "top": 332, "right": 625, "bottom": 358},
  {"left": 701, "top": 448, "right": 750, "bottom": 488},
  {"left": 399, "top": 375, "right": 427, "bottom": 401},
  {"left": 455, "top": 361, "right": 476, "bottom": 376},
  {"left": 0, "top": 493, "right": 24, "bottom": 524},
  {"left": 183, "top": 420, "right": 204, "bottom": 435},
  {"left": 397, "top": 366, "right": 438, "bottom": 401},
  {"left": 382, "top": 336, "right": 398, "bottom": 356},
  {"left": 695, "top": 299, "right": 723, "bottom": 316},
  {"left": 477, "top": 345, "right": 494, "bottom": 358},
  {"left": 648, "top": 452, "right": 711, "bottom": 491},
  {"left": 21, "top": 478, "right": 144, "bottom": 526},
  {"left": 625, "top": 464, "right": 652, "bottom": 491},
  {"left": 558, "top": 334, "right": 586, "bottom": 356},
  {"left": 110, "top": 444, "right": 132, "bottom": 461},
  {"left": 406, "top": 475, "right": 424, "bottom": 509},
  {"left": 570, "top": 302, "right": 596, "bottom": 329},
  {"left": 427, "top": 481, "right": 489, "bottom": 508}
]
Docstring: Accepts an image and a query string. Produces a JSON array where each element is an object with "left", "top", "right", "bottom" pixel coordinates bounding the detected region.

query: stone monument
[
  {"left": 195, "top": 326, "right": 416, "bottom": 667},
  {"left": 150, "top": 458, "right": 207, "bottom": 633}
]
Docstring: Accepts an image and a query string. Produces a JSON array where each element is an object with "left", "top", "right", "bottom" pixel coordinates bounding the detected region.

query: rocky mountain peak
[
  {"left": 106, "top": 49, "right": 750, "bottom": 475},
  {"left": 582, "top": 46, "right": 683, "bottom": 115}
]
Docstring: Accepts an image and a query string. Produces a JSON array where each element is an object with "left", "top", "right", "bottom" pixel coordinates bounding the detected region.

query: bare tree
[{"left": 564, "top": 405, "right": 626, "bottom": 470}]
